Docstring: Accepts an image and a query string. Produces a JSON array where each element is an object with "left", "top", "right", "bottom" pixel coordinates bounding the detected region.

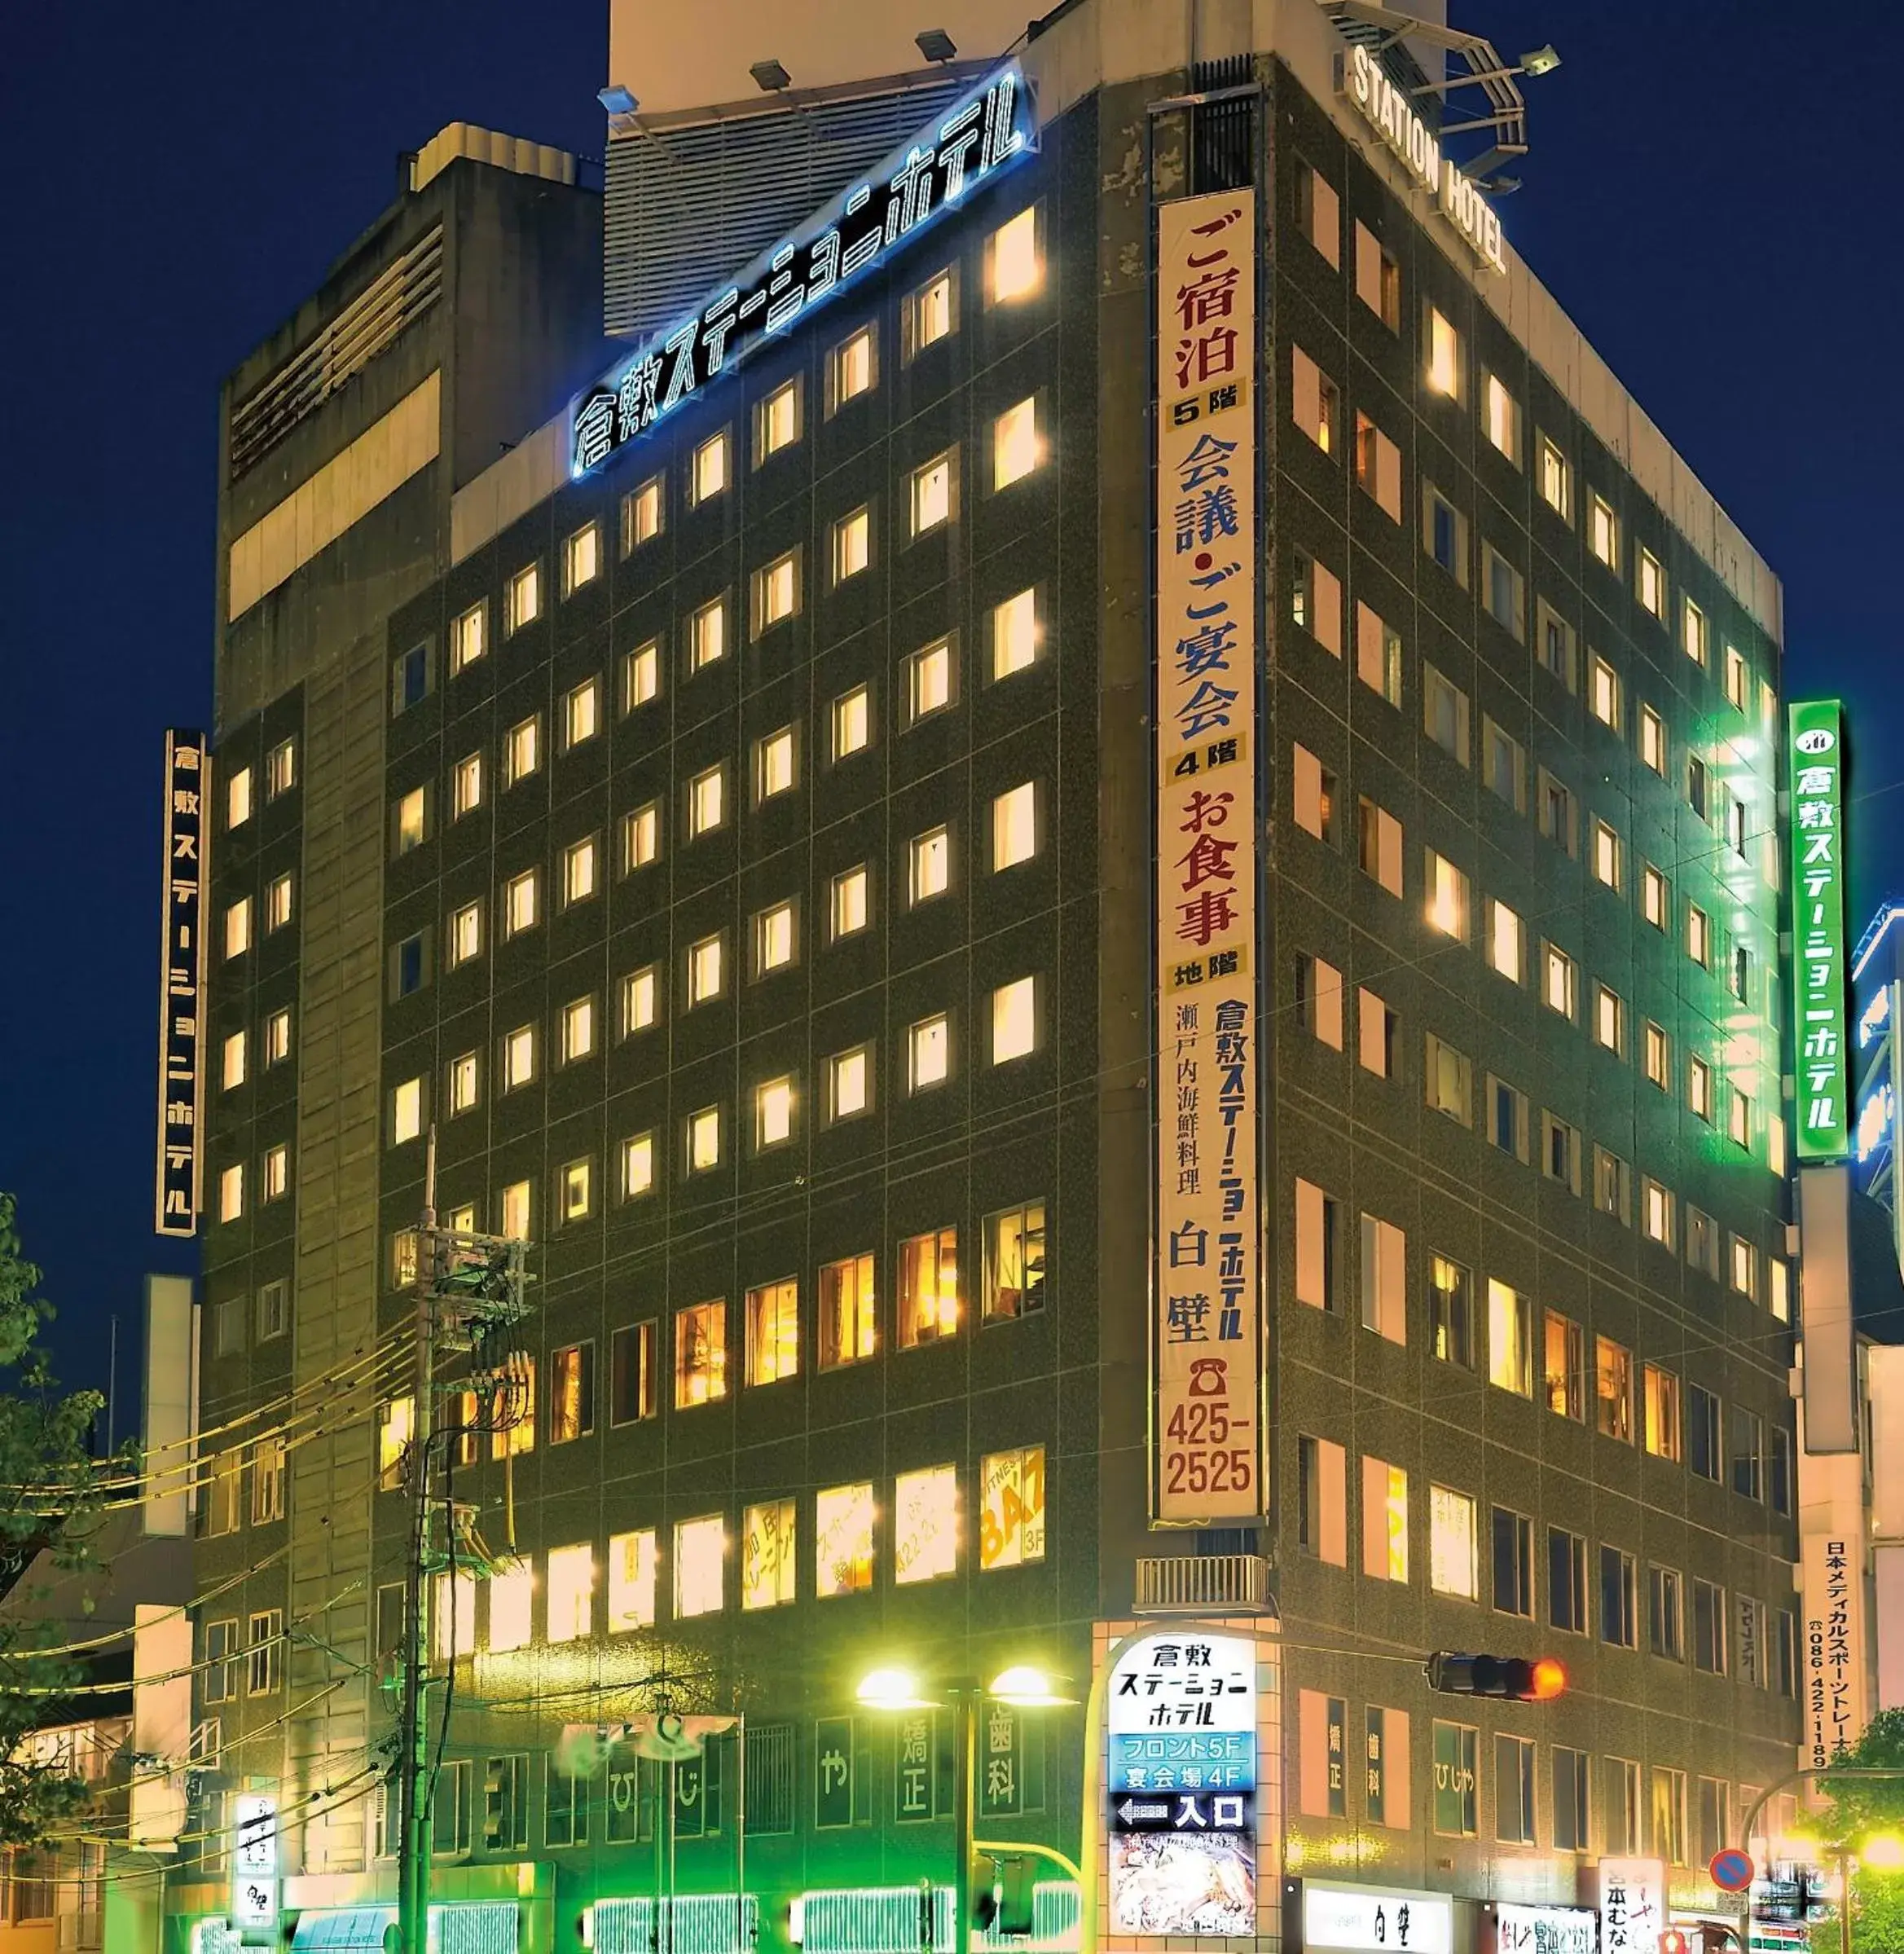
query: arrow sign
[{"left": 1115, "top": 1798, "right": 1171, "bottom": 1827}]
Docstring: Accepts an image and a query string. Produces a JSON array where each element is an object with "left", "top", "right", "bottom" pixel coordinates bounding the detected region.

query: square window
[
  {"left": 909, "top": 1014, "right": 950, "bottom": 1090},
  {"left": 756, "top": 726, "right": 796, "bottom": 802},
  {"left": 991, "top": 588, "right": 1038, "bottom": 679},
  {"left": 687, "top": 1107, "right": 721, "bottom": 1173},
  {"left": 755, "top": 1076, "right": 794, "bottom": 1150},
  {"left": 754, "top": 901, "right": 795, "bottom": 975},
  {"left": 451, "top": 603, "right": 486, "bottom": 674},
  {"left": 688, "top": 935, "right": 725, "bottom": 1006},
  {"left": 829, "top": 325, "right": 876, "bottom": 409},
  {"left": 987, "top": 206, "right": 1040, "bottom": 303},
  {"left": 893, "top": 1464, "right": 960, "bottom": 1584},
  {"left": 563, "top": 522, "right": 600, "bottom": 596},
  {"left": 756, "top": 378, "right": 800, "bottom": 460},
  {"left": 992, "top": 976, "right": 1037, "bottom": 1063},
  {"left": 910, "top": 451, "right": 956, "bottom": 535},
  {"left": 689, "top": 596, "right": 727, "bottom": 671},
  {"left": 833, "top": 506, "right": 871, "bottom": 583},
  {"left": 910, "top": 826, "right": 950, "bottom": 905},
  {"left": 621, "top": 474, "right": 663, "bottom": 552},
  {"left": 674, "top": 1516, "right": 725, "bottom": 1618},
  {"left": 907, "top": 268, "right": 956, "bottom": 356},
  {"left": 619, "top": 1133, "right": 656, "bottom": 1200},
  {"left": 830, "top": 1045, "right": 871, "bottom": 1121},
  {"left": 693, "top": 431, "right": 729, "bottom": 503},
  {"left": 831, "top": 866, "right": 868, "bottom": 940},
  {"left": 992, "top": 782, "right": 1037, "bottom": 870},
  {"left": 992, "top": 397, "right": 1039, "bottom": 489},
  {"left": 622, "top": 639, "right": 660, "bottom": 710},
  {"left": 688, "top": 765, "right": 726, "bottom": 837},
  {"left": 506, "top": 563, "right": 540, "bottom": 633},
  {"left": 832, "top": 686, "right": 870, "bottom": 760},
  {"left": 908, "top": 638, "right": 955, "bottom": 721},
  {"left": 561, "top": 1159, "right": 593, "bottom": 1222}
]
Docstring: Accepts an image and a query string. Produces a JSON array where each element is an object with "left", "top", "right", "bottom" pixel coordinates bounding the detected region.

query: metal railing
[{"left": 1133, "top": 1553, "right": 1274, "bottom": 1614}]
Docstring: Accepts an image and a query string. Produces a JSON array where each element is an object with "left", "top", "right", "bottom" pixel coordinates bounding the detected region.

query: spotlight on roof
[
  {"left": 916, "top": 28, "right": 959, "bottom": 63},
  {"left": 750, "top": 58, "right": 793, "bottom": 92},
  {"left": 1519, "top": 44, "right": 1561, "bottom": 77},
  {"left": 597, "top": 84, "right": 638, "bottom": 114}
]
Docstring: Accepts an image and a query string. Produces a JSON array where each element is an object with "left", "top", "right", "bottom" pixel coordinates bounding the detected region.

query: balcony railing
[{"left": 1133, "top": 1554, "right": 1274, "bottom": 1615}]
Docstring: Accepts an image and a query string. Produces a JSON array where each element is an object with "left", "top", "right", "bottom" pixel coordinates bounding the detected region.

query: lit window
[
  {"left": 757, "top": 378, "right": 800, "bottom": 460},
  {"left": 756, "top": 727, "right": 795, "bottom": 803},
  {"left": 1641, "top": 864, "right": 1669, "bottom": 931},
  {"left": 1730, "top": 1234, "right": 1757, "bottom": 1297},
  {"left": 908, "top": 637, "right": 954, "bottom": 721},
  {"left": 561, "top": 997, "right": 595, "bottom": 1064},
  {"left": 831, "top": 865, "right": 868, "bottom": 940},
  {"left": 833, "top": 507, "right": 871, "bottom": 583},
  {"left": 899, "top": 1227, "right": 959, "bottom": 1346},
  {"left": 830, "top": 325, "right": 876, "bottom": 408},
  {"left": 690, "top": 596, "right": 726, "bottom": 671},
  {"left": 1688, "top": 1054, "right": 1713, "bottom": 1121},
  {"left": 1687, "top": 904, "right": 1711, "bottom": 968},
  {"left": 993, "top": 397, "right": 1040, "bottom": 489},
  {"left": 506, "top": 562, "right": 540, "bottom": 633},
  {"left": 819, "top": 1254, "right": 877, "bottom": 1369},
  {"left": 752, "top": 549, "right": 799, "bottom": 634},
  {"left": 503, "top": 1025, "right": 535, "bottom": 1090},
  {"left": 816, "top": 1483, "right": 876, "bottom": 1595},
  {"left": 266, "top": 1009, "right": 290, "bottom": 1065},
  {"left": 391, "top": 1077, "right": 423, "bottom": 1146},
  {"left": 1429, "top": 1485, "right": 1478, "bottom": 1600},
  {"left": 674, "top": 1300, "right": 728, "bottom": 1408},
  {"left": 451, "top": 601, "right": 486, "bottom": 673},
  {"left": 564, "top": 522, "right": 600, "bottom": 596},
  {"left": 687, "top": 1106, "right": 721, "bottom": 1173},
  {"left": 1541, "top": 943, "right": 1576, "bottom": 1019},
  {"left": 547, "top": 1543, "right": 594, "bottom": 1642},
  {"left": 910, "top": 827, "right": 950, "bottom": 905},
  {"left": 448, "top": 1050, "right": 477, "bottom": 1116},
  {"left": 755, "top": 1076, "right": 794, "bottom": 1150},
  {"left": 988, "top": 207, "right": 1040, "bottom": 303},
  {"left": 431, "top": 1573, "right": 474, "bottom": 1661},
  {"left": 1539, "top": 437, "right": 1569, "bottom": 517},
  {"left": 746, "top": 1280, "right": 799, "bottom": 1387},
  {"left": 500, "top": 1181, "right": 530, "bottom": 1240},
  {"left": 673, "top": 1516, "right": 725, "bottom": 1619},
  {"left": 222, "top": 1030, "right": 247, "bottom": 1091},
  {"left": 741, "top": 1499, "right": 796, "bottom": 1610},
  {"left": 1488, "top": 1280, "right": 1532, "bottom": 1397},
  {"left": 1486, "top": 899, "right": 1522, "bottom": 983},
  {"left": 1426, "top": 308, "right": 1459, "bottom": 397},
  {"left": 1482, "top": 374, "right": 1519, "bottom": 461},
  {"left": 504, "top": 869, "right": 538, "bottom": 937},
  {"left": 450, "top": 901, "right": 481, "bottom": 966},
  {"left": 1592, "top": 819, "right": 1622, "bottom": 891},
  {"left": 1725, "top": 645, "right": 1749, "bottom": 711},
  {"left": 909, "top": 1014, "right": 949, "bottom": 1091},
  {"left": 1354, "top": 411, "right": 1402, "bottom": 522},
  {"left": 693, "top": 432, "right": 729, "bottom": 504},
  {"left": 1682, "top": 595, "right": 1707, "bottom": 662},
  {"left": 622, "top": 475, "right": 664, "bottom": 552},
  {"left": 607, "top": 1529, "right": 657, "bottom": 1631},
  {"left": 225, "top": 897, "right": 252, "bottom": 960},
  {"left": 563, "top": 836, "right": 597, "bottom": 906},
  {"left": 218, "top": 1164, "right": 244, "bottom": 1221},
  {"left": 1730, "top": 1086, "right": 1751, "bottom": 1148},
  {"left": 619, "top": 1133, "right": 655, "bottom": 1199},
  {"left": 830, "top": 1045, "right": 871, "bottom": 1121},
  {"left": 622, "top": 803, "right": 660, "bottom": 871},
  {"left": 226, "top": 766, "right": 253, "bottom": 828},
  {"left": 689, "top": 765, "right": 725, "bottom": 838},
  {"left": 564, "top": 678, "right": 599, "bottom": 749},
  {"left": 505, "top": 715, "right": 539, "bottom": 786},
  {"left": 908, "top": 269, "right": 955, "bottom": 355},
  {"left": 1644, "top": 1366, "right": 1682, "bottom": 1461},
  {"left": 978, "top": 1446, "right": 1046, "bottom": 1569},
  {"left": 265, "top": 738, "right": 296, "bottom": 798},
  {"left": 990, "top": 588, "right": 1038, "bottom": 679},
  {"left": 1590, "top": 495, "right": 1618, "bottom": 569},
  {"left": 1594, "top": 984, "right": 1625, "bottom": 1055},
  {"left": 983, "top": 1201, "right": 1046, "bottom": 1318},
  {"left": 1425, "top": 850, "right": 1468, "bottom": 939},
  {"left": 894, "top": 1464, "right": 959, "bottom": 1583},
  {"left": 992, "top": 782, "right": 1037, "bottom": 871},
  {"left": 262, "top": 1143, "right": 288, "bottom": 1202},
  {"left": 1364, "top": 1458, "right": 1409, "bottom": 1582},
  {"left": 1639, "top": 704, "right": 1666, "bottom": 773},
  {"left": 453, "top": 752, "right": 482, "bottom": 818},
  {"left": 561, "top": 1159, "right": 592, "bottom": 1221},
  {"left": 1590, "top": 656, "right": 1621, "bottom": 731},
  {"left": 1642, "top": 1179, "right": 1674, "bottom": 1248},
  {"left": 688, "top": 935, "right": 724, "bottom": 1006},
  {"left": 623, "top": 639, "right": 660, "bottom": 710},
  {"left": 1291, "top": 345, "right": 1339, "bottom": 453},
  {"left": 992, "top": 976, "right": 1036, "bottom": 1063},
  {"left": 832, "top": 686, "right": 870, "bottom": 759},
  {"left": 753, "top": 902, "right": 795, "bottom": 976},
  {"left": 910, "top": 451, "right": 955, "bottom": 535},
  {"left": 1296, "top": 157, "right": 1341, "bottom": 266},
  {"left": 1638, "top": 548, "right": 1666, "bottom": 620},
  {"left": 1596, "top": 1336, "right": 1634, "bottom": 1441},
  {"left": 394, "top": 788, "right": 426, "bottom": 855},
  {"left": 620, "top": 966, "right": 658, "bottom": 1036}
]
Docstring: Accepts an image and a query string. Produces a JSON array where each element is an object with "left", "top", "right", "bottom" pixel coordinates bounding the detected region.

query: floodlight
[
  {"left": 917, "top": 29, "right": 959, "bottom": 63},
  {"left": 750, "top": 59, "right": 793, "bottom": 92}
]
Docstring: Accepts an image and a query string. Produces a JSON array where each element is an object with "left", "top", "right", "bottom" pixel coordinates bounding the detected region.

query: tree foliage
[
  {"left": 0, "top": 1193, "right": 118, "bottom": 1848},
  {"left": 1816, "top": 1709, "right": 1904, "bottom": 1848}
]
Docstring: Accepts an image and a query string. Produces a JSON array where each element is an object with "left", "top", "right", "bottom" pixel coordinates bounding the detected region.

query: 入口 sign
[{"left": 1340, "top": 42, "right": 1506, "bottom": 274}]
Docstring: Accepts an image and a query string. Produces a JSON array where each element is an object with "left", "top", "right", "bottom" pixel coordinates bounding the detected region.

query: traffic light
[
  {"left": 1657, "top": 1930, "right": 1691, "bottom": 1954},
  {"left": 1424, "top": 1653, "right": 1567, "bottom": 1701}
]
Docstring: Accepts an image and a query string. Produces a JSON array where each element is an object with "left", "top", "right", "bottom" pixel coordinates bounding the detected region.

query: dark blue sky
[{"left": 0, "top": 2, "right": 1892, "bottom": 1410}]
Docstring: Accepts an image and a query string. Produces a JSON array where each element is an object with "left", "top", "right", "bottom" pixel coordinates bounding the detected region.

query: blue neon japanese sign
[{"left": 571, "top": 64, "right": 1033, "bottom": 477}]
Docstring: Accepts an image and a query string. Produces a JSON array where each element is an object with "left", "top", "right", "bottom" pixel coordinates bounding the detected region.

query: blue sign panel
[{"left": 571, "top": 64, "right": 1033, "bottom": 477}]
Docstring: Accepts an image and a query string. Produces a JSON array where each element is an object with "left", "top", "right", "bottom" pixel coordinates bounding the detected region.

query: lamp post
[{"left": 856, "top": 1665, "right": 1075, "bottom": 1954}]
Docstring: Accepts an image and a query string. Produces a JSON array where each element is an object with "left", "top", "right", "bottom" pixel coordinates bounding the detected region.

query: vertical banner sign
[
  {"left": 1790, "top": 701, "right": 1849, "bottom": 1160},
  {"left": 154, "top": 729, "right": 209, "bottom": 1236},
  {"left": 814, "top": 1716, "right": 854, "bottom": 1829},
  {"left": 1153, "top": 189, "right": 1261, "bottom": 1523},
  {"left": 231, "top": 1793, "right": 279, "bottom": 1931},
  {"left": 1107, "top": 1633, "right": 1256, "bottom": 1936},
  {"left": 1801, "top": 1529, "right": 1868, "bottom": 1770},
  {"left": 1594, "top": 1859, "right": 1666, "bottom": 1954}
]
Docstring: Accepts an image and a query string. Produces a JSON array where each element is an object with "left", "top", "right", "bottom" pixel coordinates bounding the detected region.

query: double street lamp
[{"left": 856, "top": 1665, "right": 1076, "bottom": 1954}]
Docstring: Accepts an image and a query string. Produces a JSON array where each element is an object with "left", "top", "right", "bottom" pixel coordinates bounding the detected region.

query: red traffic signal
[
  {"left": 1658, "top": 1930, "right": 1691, "bottom": 1954},
  {"left": 1425, "top": 1652, "right": 1568, "bottom": 1701}
]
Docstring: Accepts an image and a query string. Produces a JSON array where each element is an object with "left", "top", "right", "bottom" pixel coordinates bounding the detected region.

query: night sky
[{"left": 0, "top": 2, "right": 1892, "bottom": 1412}]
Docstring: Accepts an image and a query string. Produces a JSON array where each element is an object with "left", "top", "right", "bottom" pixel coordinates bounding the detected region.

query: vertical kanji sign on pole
[
  {"left": 1152, "top": 188, "right": 1262, "bottom": 1523},
  {"left": 1790, "top": 700, "right": 1849, "bottom": 1160}
]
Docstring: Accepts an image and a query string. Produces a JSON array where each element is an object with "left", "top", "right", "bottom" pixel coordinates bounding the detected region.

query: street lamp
[{"left": 855, "top": 1664, "right": 1077, "bottom": 1954}]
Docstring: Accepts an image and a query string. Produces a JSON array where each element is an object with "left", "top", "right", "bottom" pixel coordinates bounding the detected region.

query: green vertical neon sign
[{"left": 1791, "top": 699, "right": 1849, "bottom": 1161}]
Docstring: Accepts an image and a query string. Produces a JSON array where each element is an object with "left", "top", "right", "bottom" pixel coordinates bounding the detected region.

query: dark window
[
  {"left": 396, "top": 934, "right": 425, "bottom": 998},
  {"left": 1492, "top": 1507, "right": 1532, "bottom": 1617},
  {"left": 609, "top": 1322, "right": 657, "bottom": 1424},
  {"left": 1599, "top": 1545, "right": 1636, "bottom": 1648},
  {"left": 394, "top": 643, "right": 429, "bottom": 713},
  {"left": 1770, "top": 1427, "right": 1792, "bottom": 1515},
  {"left": 1688, "top": 754, "right": 1709, "bottom": 820},
  {"left": 1552, "top": 1746, "right": 1590, "bottom": 1852},
  {"left": 1732, "top": 1406, "right": 1765, "bottom": 1501},
  {"left": 1688, "top": 1385, "right": 1722, "bottom": 1481},
  {"left": 1429, "top": 1256, "right": 1472, "bottom": 1367},
  {"left": 745, "top": 1722, "right": 798, "bottom": 1834},
  {"left": 1548, "top": 1528, "right": 1585, "bottom": 1634},
  {"left": 1431, "top": 495, "right": 1461, "bottom": 574}
]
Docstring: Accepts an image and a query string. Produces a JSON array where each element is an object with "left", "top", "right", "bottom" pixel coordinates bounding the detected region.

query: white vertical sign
[
  {"left": 1153, "top": 188, "right": 1261, "bottom": 1523},
  {"left": 231, "top": 1793, "right": 279, "bottom": 1930},
  {"left": 1594, "top": 1858, "right": 1665, "bottom": 1954}
]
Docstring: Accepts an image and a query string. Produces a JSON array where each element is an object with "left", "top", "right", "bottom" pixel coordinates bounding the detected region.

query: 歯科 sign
[
  {"left": 1152, "top": 187, "right": 1263, "bottom": 1525},
  {"left": 1107, "top": 1635, "right": 1256, "bottom": 1936},
  {"left": 1791, "top": 702, "right": 1849, "bottom": 1160},
  {"left": 154, "top": 729, "right": 209, "bottom": 1237},
  {"left": 571, "top": 64, "right": 1032, "bottom": 476}
]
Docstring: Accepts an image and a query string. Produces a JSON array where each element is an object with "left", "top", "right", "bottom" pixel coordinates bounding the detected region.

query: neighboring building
[{"left": 173, "top": 2, "right": 1800, "bottom": 1950}]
